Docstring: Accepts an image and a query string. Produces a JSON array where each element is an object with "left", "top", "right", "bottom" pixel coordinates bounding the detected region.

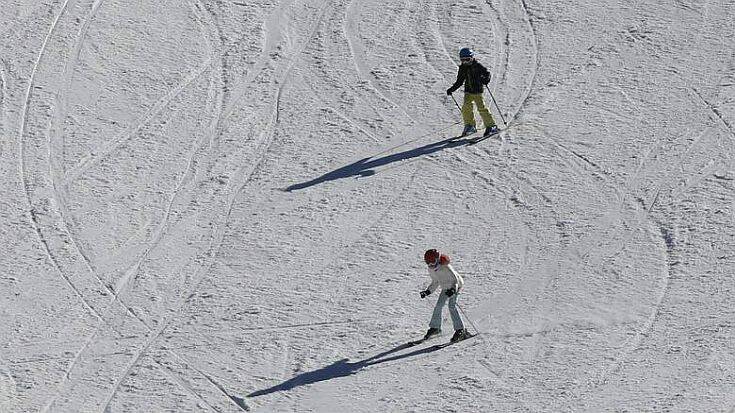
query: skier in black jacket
[{"left": 447, "top": 48, "right": 498, "bottom": 138}]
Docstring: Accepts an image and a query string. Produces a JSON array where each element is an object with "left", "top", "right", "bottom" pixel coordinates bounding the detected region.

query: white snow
[{"left": 1, "top": 0, "right": 734, "bottom": 412}]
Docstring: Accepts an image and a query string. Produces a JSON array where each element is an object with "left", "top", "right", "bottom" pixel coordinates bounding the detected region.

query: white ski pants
[{"left": 429, "top": 292, "right": 465, "bottom": 331}]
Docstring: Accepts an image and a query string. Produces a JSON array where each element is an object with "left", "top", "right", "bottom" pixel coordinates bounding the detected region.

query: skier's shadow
[
  {"left": 247, "top": 341, "right": 444, "bottom": 397},
  {"left": 284, "top": 136, "right": 472, "bottom": 192}
]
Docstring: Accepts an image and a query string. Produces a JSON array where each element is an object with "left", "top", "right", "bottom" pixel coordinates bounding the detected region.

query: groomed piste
[{"left": 1, "top": 0, "right": 733, "bottom": 412}]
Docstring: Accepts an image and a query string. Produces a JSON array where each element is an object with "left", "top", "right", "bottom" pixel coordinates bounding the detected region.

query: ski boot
[
  {"left": 423, "top": 327, "right": 441, "bottom": 341},
  {"left": 461, "top": 124, "right": 477, "bottom": 137},
  {"left": 483, "top": 125, "right": 499, "bottom": 137},
  {"left": 450, "top": 328, "right": 470, "bottom": 343}
]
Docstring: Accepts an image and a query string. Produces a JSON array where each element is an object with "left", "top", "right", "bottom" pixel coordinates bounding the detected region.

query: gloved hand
[
  {"left": 420, "top": 289, "right": 431, "bottom": 299},
  {"left": 446, "top": 88, "right": 453, "bottom": 95},
  {"left": 445, "top": 287, "right": 456, "bottom": 297},
  {"left": 481, "top": 75, "right": 490, "bottom": 85}
]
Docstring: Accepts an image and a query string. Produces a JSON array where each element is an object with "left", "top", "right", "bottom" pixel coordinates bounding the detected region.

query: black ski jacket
[{"left": 447, "top": 61, "right": 490, "bottom": 94}]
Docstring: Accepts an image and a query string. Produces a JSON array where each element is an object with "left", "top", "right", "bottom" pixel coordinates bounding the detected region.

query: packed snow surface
[{"left": 1, "top": 0, "right": 734, "bottom": 412}]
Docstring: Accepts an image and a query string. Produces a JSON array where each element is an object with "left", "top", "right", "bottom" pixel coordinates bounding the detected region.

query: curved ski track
[
  {"left": 16, "top": 3, "right": 140, "bottom": 407},
  {"left": 510, "top": 0, "right": 539, "bottom": 125},
  {"left": 87, "top": 3, "right": 239, "bottom": 412},
  {"left": 0, "top": 353, "right": 18, "bottom": 412},
  {"left": 577, "top": 85, "right": 735, "bottom": 395},
  {"left": 343, "top": 0, "right": 409, "bottom": 118},
  {"left": 61, "top": 57, "right": 215, "bottom": 186},
  {"left": 343, "top": 0, "right": 438, "bottom": 135},
  {"left": 48, "top": 0, "right": 111, "bottom": 301},
  {"left": 424, "top": 0, "right": 677, "bottom": 404},
  {"left": 17, "top": 0, "right": 110, "bottom": 323},
  {"left": 95, "top": 2, "right": 250, "bottom": 411},
  {"left": 0, "top": 59, "right": 7, "bottom": 123},
  {"left": 19, "top": 2, "right": 251, "bottom": 412},
  {"left": 110, "top": 0, "right": 225, "bottom": 303},
  {"left": 100, "top": 1, "right": 338, "bottom": 410}
]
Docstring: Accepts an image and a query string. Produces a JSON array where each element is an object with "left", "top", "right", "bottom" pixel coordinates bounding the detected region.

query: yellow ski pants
[{"left": 462, "top": 93, "right": 495, "bottom": 128}]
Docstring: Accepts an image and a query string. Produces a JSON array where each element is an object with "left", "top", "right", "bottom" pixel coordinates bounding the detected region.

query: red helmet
[{"left": 424, "top": 249, "right": 440, "bottom": 265}]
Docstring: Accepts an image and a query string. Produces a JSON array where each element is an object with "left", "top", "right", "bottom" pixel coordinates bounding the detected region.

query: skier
[
  {"left": 446, "top": 48, "right": 499, "bottom": 138},
  {"left": 419, "top": 249, "right": 471, "bottom": 343}
]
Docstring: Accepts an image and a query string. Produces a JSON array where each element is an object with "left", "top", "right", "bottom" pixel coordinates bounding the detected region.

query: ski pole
[
  {"left": 449, "top": 93, "right": 462, "bottom": 114},
  {"left": 456, "top": 302, "right": 481, "bottom": 336},
  {"left": 485, "top": 85, "right": 507, "bottom": 127}
]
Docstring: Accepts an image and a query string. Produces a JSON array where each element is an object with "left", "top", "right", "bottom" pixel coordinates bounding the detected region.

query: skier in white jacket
[{"left": 420, "top": 249, "right": 470, "bottom": 342}]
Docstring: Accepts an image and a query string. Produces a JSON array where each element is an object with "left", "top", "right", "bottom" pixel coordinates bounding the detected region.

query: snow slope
[{"left": 1, "top": 0, "right": 733, "bottom": 412}]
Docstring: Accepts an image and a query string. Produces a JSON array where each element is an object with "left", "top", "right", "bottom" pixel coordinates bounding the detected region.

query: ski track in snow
[
  {"left": 16, "top": 2, "right": 119, "bottom": 404},
  {"left": 49, "top": 0, "right": 110, "bottom": 300},
  {"left": 0, "top": 59, "right": 7, "bottom": 122},
  {"left": 526, "top": 9, "right": 731, "bottom": 407},
  {"left": 57, "top": 2, "right": 243, "bottom": 411},
  {"left": 17, "top": 0, "right": 111, "bottom": 324},
  {"left": 510, "top": 0, "right": 539, "bottom": 125},
  {"left": 522, "top": 4, "right": 666, "bottom": 398},
  {"left": 100, "top": 1, "right": 336, "bottom": 410},
  {"left": 60, "top": 57, "right": 214, "bottom": 187},
  {"left": 582, "top": 83, "right": 735, "bottom": 390},
  {"left": 488, "top": 16, "right": 655, "bottom": 402},
  {"left": 16, "top": 1, "right": 252, "bottom": 412},
  {"left": 0, "top": 353, "right": 18, "bottom": 412},
  {"left": 343, "top": 0, "right": 407, "bottom": 117},
  {"left": 440, "top": 0, "right": 695, "bottom": 403},
  {"left": 110, "top": 0, "right": 222, "bottom": 303},
  {"left": 343, "top": 0, "right": 446, "bottom": 140},
  {"left": 693, "top": 87, "right": 735, "bottom": 143},
  {"left": 94, "top": 2, "right": 247, "bottom": 409}
]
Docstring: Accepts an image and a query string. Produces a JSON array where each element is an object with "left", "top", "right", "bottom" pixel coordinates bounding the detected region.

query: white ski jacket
[{"left": 425, "top": 255, "right": 464, "bottom": 294}]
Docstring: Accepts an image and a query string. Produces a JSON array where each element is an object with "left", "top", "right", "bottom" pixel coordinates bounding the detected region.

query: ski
[
  {"left": 409, "top": 331, "right": 476, "bottom": 347},
  {"left": 408, "top": 333, "right": 479, "bottom": 352},
  {"left": 408, "top": 334, "right": 440, "bottom": 346},
  {"left": 433, "top": 332, "right": 477, "bottom": 349},
  {"left": 448, "top": 131, "right": 477, "bottom": 141},
  {"left": 452, "top": 332, "right": 477, "bottom": 344},
  {"left": 468, "top": 131, "right": 500, "bottom": 144}
]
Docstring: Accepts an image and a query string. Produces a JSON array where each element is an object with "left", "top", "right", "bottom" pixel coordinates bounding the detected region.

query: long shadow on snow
[
  {"left": 284, "top": 136, "right": 473, "bottom": 191},
  {"left": 247, "top": 341, "right": 443, "bottom": 397}
]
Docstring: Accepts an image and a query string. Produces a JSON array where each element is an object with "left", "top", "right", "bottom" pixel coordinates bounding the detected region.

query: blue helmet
[{"left": 459, "top": 48, "right": 474, "bottom": 58}]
